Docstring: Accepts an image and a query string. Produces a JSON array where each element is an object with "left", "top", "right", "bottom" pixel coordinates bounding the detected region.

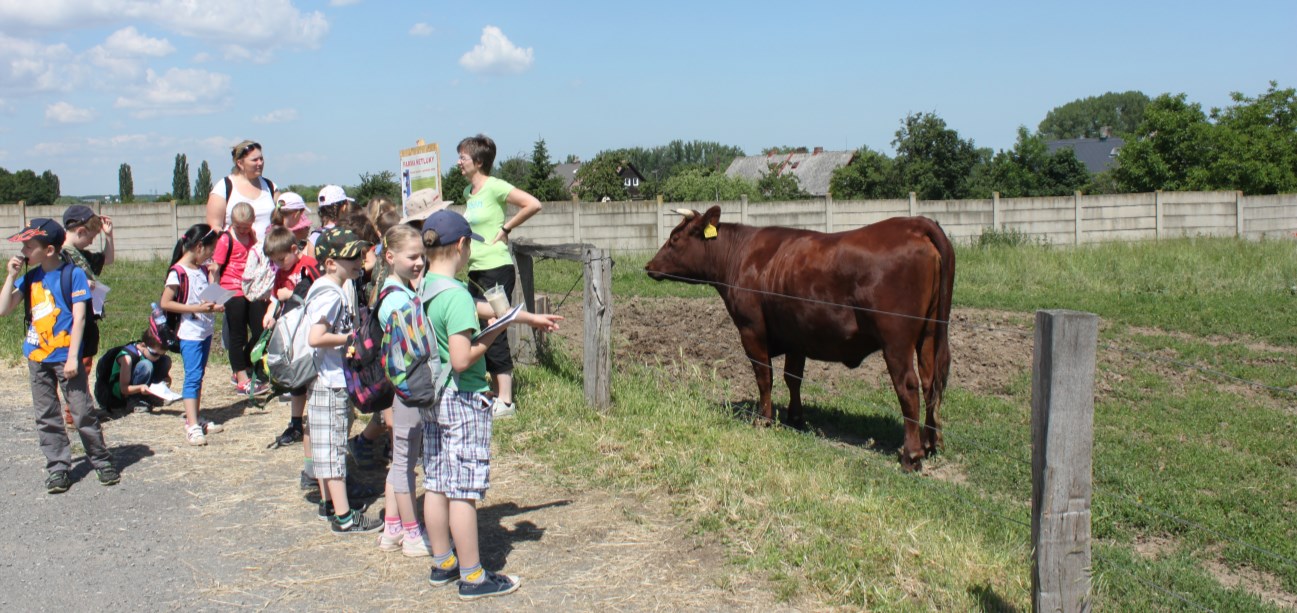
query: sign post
[{"left": 399, "top": 141, "right": 443, "bottom": 215}]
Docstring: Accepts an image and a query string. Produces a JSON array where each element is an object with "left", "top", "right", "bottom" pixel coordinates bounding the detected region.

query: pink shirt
[{"left": 213, "top": 230, "right": 257, "bottom": 295}]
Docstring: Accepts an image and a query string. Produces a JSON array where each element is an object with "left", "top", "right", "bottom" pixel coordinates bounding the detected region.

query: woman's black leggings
[{"left": 222, "top": 295, "right": 267, "bottom": 375}]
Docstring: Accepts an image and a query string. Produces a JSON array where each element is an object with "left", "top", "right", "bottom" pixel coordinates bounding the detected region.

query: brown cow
[{"left": 645, "top": 205, "right": 954, "bottom": 471}]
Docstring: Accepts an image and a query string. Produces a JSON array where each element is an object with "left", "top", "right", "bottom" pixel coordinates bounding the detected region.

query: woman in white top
[{"left": 206, "top": 140, "right": 278, "bottom": 242}]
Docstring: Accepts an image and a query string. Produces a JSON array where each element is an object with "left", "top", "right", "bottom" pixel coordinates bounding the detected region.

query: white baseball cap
[
  {"left": 317, "top": 184, "right": 354, "bottom": 207},
  {"left": 277, "top": 191, "right": 307, "bottom": 211}
]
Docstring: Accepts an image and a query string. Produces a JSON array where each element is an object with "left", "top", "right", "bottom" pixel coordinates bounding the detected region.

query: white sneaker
[
  {"left": 402, "top": 531, "right": 433, "bottom": 558},
  {"left": 491, "top": 399, "right": 516, "bottom": 419},
  {"left": 377, "top": 530, "right": 404, "bottom": 552},
  {"left": 185, "top": 423, "right": 207, "bottom": 446},
  {"left": 199, "top": 417, "right": 224, "bottom": 434}
]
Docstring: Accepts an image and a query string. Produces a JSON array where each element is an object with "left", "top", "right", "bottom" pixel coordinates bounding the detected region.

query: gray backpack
[{"left": 264, "top": 281, "right": 342, "bottom": 391}]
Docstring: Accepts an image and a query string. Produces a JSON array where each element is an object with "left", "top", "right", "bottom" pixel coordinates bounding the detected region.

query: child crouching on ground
[
  {"left": 107, "top": 328, "right": 172, "bottom": 414},
  {"left": 419, "top": 210, "right": 561, "bottom": 600},
  {"left": 0, "top": 218, "right": 118, "bottom": 493},
  {"left": 307, "top": 227, "right": 382, "bottom": 534}
]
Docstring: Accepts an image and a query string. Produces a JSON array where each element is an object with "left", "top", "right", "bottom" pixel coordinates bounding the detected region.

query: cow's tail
[{"left": 928, "top": 221, "right": 955, "bottom": 404}]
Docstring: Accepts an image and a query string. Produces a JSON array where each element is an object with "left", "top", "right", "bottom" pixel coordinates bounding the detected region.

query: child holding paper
[{"left": 161, "top": 224, "right": 225, "bottom": 446}]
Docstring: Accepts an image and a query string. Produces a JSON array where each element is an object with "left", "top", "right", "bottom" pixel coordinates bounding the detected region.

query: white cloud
[
  {"left": 86, "top": 26, "right": 174, "bottom": 78},
  {"left": 252, "top": 108, "right": 297, "bottom": 124},
  {"left": 0, "top": 34, "right": 80, "bottom": 94},
  {"left": 329, "top": 0, "right": 361, "bottom": 5},
  {"left": 114, "top": 67, "right": 231, "bottom": 118},
  {"left": 45, "top": 101, "right": 96, "bottom": 123},
  {"left": 409, "top": 22, "right": 433, "bottom": 37},
  {"left": 0, "top": 1, "right": 329, "bottom": 59},
  {"left": 459, "top": 26, "right": 533, "bottom": 75}
]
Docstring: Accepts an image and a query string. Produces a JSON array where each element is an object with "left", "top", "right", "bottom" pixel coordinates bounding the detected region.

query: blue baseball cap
[{"left": 422, "top": 210, "right": 483, "bottom": 245}]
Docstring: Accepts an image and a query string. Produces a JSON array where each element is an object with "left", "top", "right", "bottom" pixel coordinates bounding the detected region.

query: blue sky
[{"left": 1, "top": 0, "right": 1294, "bottom": 196}]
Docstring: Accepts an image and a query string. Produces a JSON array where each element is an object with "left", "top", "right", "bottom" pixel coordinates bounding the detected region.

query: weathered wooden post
[
  {"left": 583, "top": 246, "right": 612, "bottom": 410},
  {"left": 1031, "top": 309, "right": 1097, "bottom": 613},
  {"left": 534, "top": 295, "right": 551, "bottom": 356}
]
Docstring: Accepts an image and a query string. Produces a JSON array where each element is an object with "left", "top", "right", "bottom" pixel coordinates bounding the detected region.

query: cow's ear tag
[{"left": 704, "top": 224, "right": 718, "bottom": 239}]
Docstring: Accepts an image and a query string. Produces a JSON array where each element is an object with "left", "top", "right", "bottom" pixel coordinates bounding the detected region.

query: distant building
[
  {"left": 551, "top": 162, "right": 581, "bottom": 191},
  {"left": 550, "top": 160, "right": 648, "bottom": 200},
  {"left": 724, "top": 148, "right": 855, "bottom": 197},
  {"left": 1046, "top": 127, "right": 1124, "bottom": 174}
]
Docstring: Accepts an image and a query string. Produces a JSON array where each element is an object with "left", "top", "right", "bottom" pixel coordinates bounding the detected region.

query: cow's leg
[
  {"left": 916, "top": 334, "right": 943, "bottom": 456},
  {"left": 882, "top": 344, "right": 924, "bottom": 472},
  {"left": 738, "top": 333, "right": 775, "bottom": 425},
  {"left": 783, "top": 353, "right": 807, "bottom": 430}
]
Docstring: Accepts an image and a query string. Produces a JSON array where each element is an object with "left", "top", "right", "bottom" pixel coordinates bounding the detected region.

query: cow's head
[{"left": 645, "top": 205, "right": 723, "bottom": 283}]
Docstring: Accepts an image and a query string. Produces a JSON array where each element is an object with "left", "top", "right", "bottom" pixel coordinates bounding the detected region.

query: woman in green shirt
[{"left": 456, "top": 134, "right": 543, "bottom": 418}]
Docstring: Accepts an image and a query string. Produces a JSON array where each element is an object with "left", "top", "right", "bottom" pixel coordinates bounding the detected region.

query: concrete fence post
[
  {"left": 19, "top": 200, "right": 26, "bottom": 228},
  {"left": 824, "top": 195, "right": 834, "bottom": 233},
  {"left": 992, "top": 192, "right": 1001, "bottom": 230},
  {"left": 1154, "top": 191, "right": 1163, "bottom": 240},
  {"left": 740, "top": 194, "right": 750, "bottom": 225},
  {"left": 1236, "top": 191, "right": 1244, "bottom": 238},
  {"left": 572, "top": 203, "right": 582, "bottom": 243},
  {"left": 908, "top": 192, "right": 917, "bottom": 217},
  {"left": 1031, "top": 309, "right": 1097, "bottom": 613},
  {"left": 1074, "top": 191, "right": 1083, "bottom": 245},
  {"left": 655, "top": 195, "right": 664, "bottom": 247}
]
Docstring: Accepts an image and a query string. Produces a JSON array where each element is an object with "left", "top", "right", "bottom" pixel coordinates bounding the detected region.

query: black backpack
[
  {"left": 93, "top": 343, "right": 141, "bottom": 412},
  {"left": 162, "top": 264, "right": 191, "bottom": 342},
  {"left": 22, "top": 259, "right": 75, "bottom": 328}
]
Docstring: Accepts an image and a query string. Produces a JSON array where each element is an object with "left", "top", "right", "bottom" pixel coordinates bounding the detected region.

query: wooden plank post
[
  {"left": 1031, "top": 309, "right": 1097, "bottom": 613},
  {"left": 534, "top": 295, "right": 551, "bottom": 357},
  {"left": 510, "top": 248, "right": 536, "bottom": 364},
  {"left": 583, "top": 246, "right": 612, "bottom": 410}
]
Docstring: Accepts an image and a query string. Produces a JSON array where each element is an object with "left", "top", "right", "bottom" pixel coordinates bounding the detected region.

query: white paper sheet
[
  {"left": 90, "top": 282, "right": 110, "bottom": 316},
  {"left": 146, "top": 382, "right": 182, "bottom": 403},
  {"left": 196, "top": 284, "right": 236, "bottom": 305},
  {"left": 471, "top": 303, "right": 523, "bottom": 342}
]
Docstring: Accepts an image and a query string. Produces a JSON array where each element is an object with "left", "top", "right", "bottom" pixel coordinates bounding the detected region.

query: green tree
[
  {"left": 119, "top": 163, "right": 134, "bottom": 203},
  {"left": 571, "top": 154, "right": 627, "bottom": 202},
  {"left": 891, "top": 112, "right": 983, "bottom": 200},
  {"left": 762, "top": 146, "right": 809, "bottom": 155},
  {"left": 353, "top": 170, "right": 400, "bottom": 204},
  {"left": 0, "top": 167, "right": 11, "bottom": 202},
  {"left": 659, "top": 168, "right": 756, "bottom": 202},
  {"left": 37, "top": 170, "right": 60, "bottom": 206},
  {"left": 829, "top": 147, "right": 899, "bottom": 199},
  {"left": 194, "top": 160, "right": 213, "bottom": 204},
  {"left": 968, "top": 127, "right": 1090, "bottom": 197},
  {"left": 441, "top": 166, "right": 469, "bottom": 204},
  {"left": 563, "top": 153, "right": 580, "bottom": 164},
  {"left": 756, "top": 163, "right": 811, "bottom": 200},
  {"left": 525, "top": 138, "right": 569, "bottom": 202},
  {"left": 495, "top": 153, "right": 531, "bottom": 188},
  {"left": 1038, "top": 91, "right": 1150, "bottom": 139},
  {"left": 172, "top": 153, "right": 190, "bottom": 203},
  {"left": 1111, "top": 93, "right": 1216, "bottom": 192},
  {"left": 1206, "top": 81, "right": 1297, "bottom": 194}
]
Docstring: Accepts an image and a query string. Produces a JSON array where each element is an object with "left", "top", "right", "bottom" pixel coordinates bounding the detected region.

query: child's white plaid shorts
[{"left": 421, "top": 390, "right": 492, "bottom": 500}]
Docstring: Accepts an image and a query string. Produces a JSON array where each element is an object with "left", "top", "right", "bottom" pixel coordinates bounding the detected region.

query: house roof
[
  {"left": 551, "top": 163, "right": 581, "bottom": 189},
  {"left": 1045, "top": 137, "right": 1125, "bottom": 174},
  {"left": 724, "top": 150, "right": 855, "bottom": 197}
]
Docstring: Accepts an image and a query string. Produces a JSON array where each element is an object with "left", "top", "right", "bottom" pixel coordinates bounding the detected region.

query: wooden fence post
[
  {"left": 510, "top": 249, "right": 536, "bottom": 363},
  {"left": 1031, "top": 309, "right": 1097, "bottom": 613},
  {"left": 583, "top": 246, "right": 612, "bottom": 410},
  {"left": 533, "top": 295, "right": 551, "bottom": 357}
]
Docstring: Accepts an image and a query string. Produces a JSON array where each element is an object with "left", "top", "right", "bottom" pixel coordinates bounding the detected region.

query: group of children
[{"left": 6, "top": 135, "right": 559, "bottom": 601}]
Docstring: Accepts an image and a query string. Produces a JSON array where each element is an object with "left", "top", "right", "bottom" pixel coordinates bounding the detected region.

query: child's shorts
[
  {"left": 307, "top": 382, "right": 350, "bottom": 479},
  {"left": 422, "top": 390, "right": 492, "bottom": 500}
]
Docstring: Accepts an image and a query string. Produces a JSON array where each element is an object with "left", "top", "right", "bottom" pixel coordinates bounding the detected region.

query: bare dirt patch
[{"left": 1202, "top": 558, "right": 1297, "bottom": 611}]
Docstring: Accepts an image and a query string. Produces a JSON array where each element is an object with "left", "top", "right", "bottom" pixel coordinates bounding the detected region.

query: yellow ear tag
[{"left": 704, "top": 223, "right": 718, "bottom": 239}]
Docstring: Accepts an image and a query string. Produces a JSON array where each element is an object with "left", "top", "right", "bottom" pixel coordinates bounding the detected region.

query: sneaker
[
  {"left": 402, "top": 531, "right": 433, "bottom": 558},
  {"left": 458, "top": 570, "right": 520, "bottom": 601},
  {"left": 45, "top": 470, "right": 72, "bottom": 494},
  {"left": 275, "top": 424, "right": 303, "bottom": 448},
  {"left": 199, "top": 417, "right": 224, "bottom": 434},
  {"left": 491, "top": 399, "right": 516, "bottom": 419},
  {"left": 318, "top": 498, "right": 333, "bottom": 522},
  {"left": 331, "top": 510, "right": 382, "bottom": 534},
  {"left": 378, "top": 530, "right": 404, "bottom": 552},
  {"left": 185, "top": 423, "right": 207, "bottom": 446},
  {"left": 96, "top": 465, "right": 121, "bottom": 486},
  {"left": 347, "top": 435, "right": 376, "bottom": 469},
  {"left": 235, "top": 379, "right": 270, "bottom": 396},
  {"left": 428, "top": 556, "right": 460, "bottom": 586},
  {"left": 230, "top": 373, "right": 240, "bottom": 388},
  {"left": 130, "top": 399, "right": 153, "bottom": 414}
]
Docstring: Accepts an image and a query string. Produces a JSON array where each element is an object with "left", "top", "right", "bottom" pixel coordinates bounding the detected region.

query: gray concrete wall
[{"left": 4, "top": 191, "right": 1294, "bottom": 260}]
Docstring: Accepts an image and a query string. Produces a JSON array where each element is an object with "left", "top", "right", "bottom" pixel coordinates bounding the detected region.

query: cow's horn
[{"left": 674, "top": 208, "right": 696, "bottom": 219}]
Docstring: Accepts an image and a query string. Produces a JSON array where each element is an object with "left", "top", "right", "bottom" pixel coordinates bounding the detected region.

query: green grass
[{"left": 4, "top": 238, "right": 1294, "bottom": 609}]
